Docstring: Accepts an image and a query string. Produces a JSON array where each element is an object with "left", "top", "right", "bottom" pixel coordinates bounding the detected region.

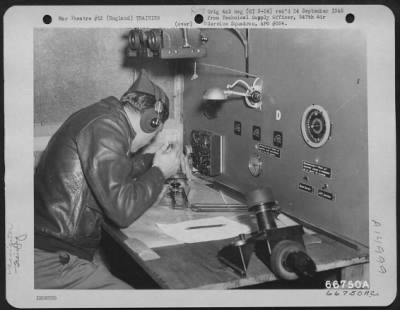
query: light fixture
[
  {"left": 202, "top": 77, "right": 263, "bottom": 110},
  {"left": 198, "top": 29, "right": 263, "bottom": 110}
]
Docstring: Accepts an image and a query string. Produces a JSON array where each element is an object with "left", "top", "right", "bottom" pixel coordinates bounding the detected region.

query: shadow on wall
[
  {"left": 197, "top": 100, "right": 226, "bottom": 120},
  {"left": 34, "top": 28, "right": 177, "bottom": 125}
]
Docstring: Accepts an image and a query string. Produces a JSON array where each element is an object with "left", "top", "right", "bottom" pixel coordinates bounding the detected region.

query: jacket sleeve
[
  {"left": 129, "top": 153, "right": 155, "bottom": 179},
  {"left": 76, "top": 116, "right": 165, "bottom": 228}
]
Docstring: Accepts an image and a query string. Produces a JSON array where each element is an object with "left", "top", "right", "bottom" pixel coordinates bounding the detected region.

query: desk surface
[{"left": 103, "top": 179, "right": 369, "bottom": 289}]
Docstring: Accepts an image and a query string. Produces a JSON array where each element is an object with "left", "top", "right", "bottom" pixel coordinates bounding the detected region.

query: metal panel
[{"left": 183, "top": 29, "right": 368, "bottom": 246}]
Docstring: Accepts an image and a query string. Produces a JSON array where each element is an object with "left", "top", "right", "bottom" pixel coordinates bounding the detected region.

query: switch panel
[
  {"left": 234, "top": 121, "right": 242, "bottom": 136},
  {"left": 252, "top": 125, "right": 261, "bottom": 141}
]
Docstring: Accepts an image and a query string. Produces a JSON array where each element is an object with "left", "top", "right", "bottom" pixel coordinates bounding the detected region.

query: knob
[
  {"left": 250, "top": 91, "right": 261, "bottom": 103},
  {"left": 147, "top": 30, "right": 161, "bottom": 51},
  {"left": 128, "top": 29, "right": 141, "bottom": 50}
]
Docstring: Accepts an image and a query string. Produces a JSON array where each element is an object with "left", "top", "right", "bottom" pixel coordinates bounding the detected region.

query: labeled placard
[
  {"left": 298, "top": 182, "right": 314, "bottom": 193},
  {"left": 303, "top": 161, "right": 331, "bottom": 178},
  {"left": 257, "top": 143, "right": 281, "bottom": 158},
  {"left": 318, "top": 189, "right": 335, "bottom": 201}
]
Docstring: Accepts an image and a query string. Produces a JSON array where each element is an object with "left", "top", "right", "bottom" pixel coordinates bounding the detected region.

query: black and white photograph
[{"left": 4, "top": 4, "right": 396, "bottom": 308}]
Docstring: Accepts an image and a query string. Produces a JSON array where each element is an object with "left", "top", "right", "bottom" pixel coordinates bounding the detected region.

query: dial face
[
  {"left": 301, "top": 105, "right": 331, "bottom": 148},
  {"left": 248, "top": 153, "right": 263, "bottom": 177}
]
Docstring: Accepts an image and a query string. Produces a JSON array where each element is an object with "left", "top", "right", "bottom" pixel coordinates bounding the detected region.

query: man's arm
[
  {"left": 129, "top": 153, "right": 155, "bottom": 178},
  {"left": 76, "top": 117, "right": 165, "bottom": 228}
]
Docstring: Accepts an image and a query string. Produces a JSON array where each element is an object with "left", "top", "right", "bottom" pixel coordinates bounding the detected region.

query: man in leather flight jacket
[{"left": 34, "top": 70, "right": 182, "bottom": 289}]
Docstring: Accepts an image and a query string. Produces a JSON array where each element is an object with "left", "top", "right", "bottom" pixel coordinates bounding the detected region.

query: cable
[{"left": 198, "top": 62, "right": 258, "bottom": 78}]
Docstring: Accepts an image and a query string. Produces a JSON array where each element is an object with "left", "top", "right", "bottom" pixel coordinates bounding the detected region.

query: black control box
[{"left": 190, "top": 130, "right": 223, "bottom": 176}]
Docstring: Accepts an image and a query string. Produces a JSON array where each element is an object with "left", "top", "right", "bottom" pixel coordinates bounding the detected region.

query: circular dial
[
  {"left": 248, "top": 153, "right": 263, "bottom": 177},
  {"left": 301, "top": 105, "right": 331, "bottom": 148}
]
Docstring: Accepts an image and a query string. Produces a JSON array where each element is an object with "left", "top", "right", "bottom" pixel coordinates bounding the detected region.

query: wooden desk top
[{"left": 103, "top": 179, "right": 369, "bottom": 289}]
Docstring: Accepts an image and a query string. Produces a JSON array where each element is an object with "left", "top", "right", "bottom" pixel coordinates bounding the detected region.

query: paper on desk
[
  {"left": 121, "top": 224, "right": 184, "bottom": 248},
  {"left": 157, "top": 216, "right": 252, "bottom": 244}
]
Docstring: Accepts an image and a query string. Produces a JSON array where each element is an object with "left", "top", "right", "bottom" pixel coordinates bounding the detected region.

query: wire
[
  {"left": 230, "top": 29, "right": 249, "bottom": 74},
  {"left": 198, "top": 62, "right": 258, "bottom": 78},
  {"left": 231, "top": 29, "right": 247, "bottom": 50}
]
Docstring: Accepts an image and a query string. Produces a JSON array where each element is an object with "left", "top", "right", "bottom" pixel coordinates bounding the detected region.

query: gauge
[
  {"left": 301, "top": 105, "right": 331, "bottom": 148},
  {"left": 248, "top": 153, "right": 263, "bottom": 177}
]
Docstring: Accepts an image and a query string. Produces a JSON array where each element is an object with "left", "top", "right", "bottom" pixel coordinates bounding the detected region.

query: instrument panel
[{"left": 184, "top": 29, "right": 368, "bottom": 246}]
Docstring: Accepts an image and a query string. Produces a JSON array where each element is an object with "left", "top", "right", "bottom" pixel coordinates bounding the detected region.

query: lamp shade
[{"left": 202, "top": 88, "right": 227, "bottom": 100}]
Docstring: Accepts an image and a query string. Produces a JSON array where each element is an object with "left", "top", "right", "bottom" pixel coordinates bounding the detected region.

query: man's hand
[
  {"left": 153, "top": 143, "right": 181, "bottom": 179},
  {"left": 142, "top": 140, "right": 164, "bottom": 154},
  {"left": 142, "top": 127, "right": 180, "bottom": 154}
]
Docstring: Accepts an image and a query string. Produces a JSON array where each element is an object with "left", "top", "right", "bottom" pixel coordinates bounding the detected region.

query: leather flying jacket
[{"left": 34, "top": 97, "right": 165, "bottom": 260}]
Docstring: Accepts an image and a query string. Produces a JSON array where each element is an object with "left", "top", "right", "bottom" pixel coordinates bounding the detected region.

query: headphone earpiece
[
  {"left": 140, "top": 100, "right": 164, "bottom": 133},
  {"left": 140, "top": 109, "right": 160, "bottom": 133}
]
